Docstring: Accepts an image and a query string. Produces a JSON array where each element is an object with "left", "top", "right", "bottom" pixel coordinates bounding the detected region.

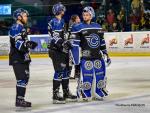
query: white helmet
[{"left": 83, "top": 6, "right": 95, "bottom": 18}]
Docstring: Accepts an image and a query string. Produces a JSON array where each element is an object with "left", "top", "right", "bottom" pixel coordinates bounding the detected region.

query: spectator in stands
[
  {"left": 117, "top": 6, "right": 126, "bottom": 31},
  {"left": 131, "top": 0, "right": 143, "bottom": 31},
  {"left": 106, "top": 9, "right": 116, "bottom": 31},
  {"left": 96, "top": 5, "right": 105, "bottom": 26},
  {"left": 106, "top": 0, "right": 121, "bottom": 14},
  {"left": 130, "top": 9, "right": 141, "bottom": 31},
  {"left": 131, "top": 0, "right": 142, "bottom": 15},
  {"left": 91, "top": 0, "right": 99, "bottom": 10},
  {"left": 140, "top": 11, "right": 150, "bottom": 30}
]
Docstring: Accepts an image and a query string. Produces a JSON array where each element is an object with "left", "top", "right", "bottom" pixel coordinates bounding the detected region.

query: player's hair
[{"left": 71, "top": 15, "right": 79, "bottom": 23}]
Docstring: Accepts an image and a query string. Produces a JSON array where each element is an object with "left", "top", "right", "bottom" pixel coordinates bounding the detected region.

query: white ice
[{"left": 0, "top": 57, "right": 150, "bottom": 113}]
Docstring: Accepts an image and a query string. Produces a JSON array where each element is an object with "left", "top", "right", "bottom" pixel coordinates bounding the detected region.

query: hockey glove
[
  {"left": 103, "top": 54, "right": 111, "bottom": 67},
  {"left": 47, "top": 39, "right": 55, "bottom": 49},
  {"left": 26, "top": 41, "right": 38, "bottom": 49},
  {"left": 62, "top": 40, "right": 72, "bottom": 53},
  {"left": 106, "top": 57, "right": 111, "bottom": 67},
  {"left": 55, "top": 39, "right": 64, "bottom": 50},
  {"left": 63, "top": 40, "right": 72, "bottom": 50}
]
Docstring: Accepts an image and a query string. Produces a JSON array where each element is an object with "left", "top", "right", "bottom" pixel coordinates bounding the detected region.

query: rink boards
[{"left": 0, "top": 31, "right": 150, "bottom": 59}]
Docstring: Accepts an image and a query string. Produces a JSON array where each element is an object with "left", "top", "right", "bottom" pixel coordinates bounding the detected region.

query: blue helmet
[
  {"left": 83, "top": 6, "right": 95, "bottom": 18},
  {"left": 13, "top": 8, "right": 29, "bottom": 20},
  {"left": 52, "top": 2, "right": 66, "bottom": 15}
]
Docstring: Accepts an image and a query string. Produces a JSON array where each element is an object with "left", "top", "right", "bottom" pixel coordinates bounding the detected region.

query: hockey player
[
  {"left": 9, "top": 8, "right": 37, "bottom": 107},
  {"left": 47, "top": 3, "right": 77, "bottom": 104},
  {"left": 70, "top": 6, "right": 111, "bottom": 101},
  {"left": 68, "top": 15, "right": 81, "bottom": 79}
]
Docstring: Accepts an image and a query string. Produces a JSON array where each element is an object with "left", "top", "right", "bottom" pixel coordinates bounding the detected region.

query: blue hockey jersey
[
  {"left": 9, "top": 23, "right": 31, "bottom": 65},
  {"left": 48, "top": 17, "right": 65, "bottom": 50},
  {"left": 70, "top": 22, "right": 107, "bottom": 65}
]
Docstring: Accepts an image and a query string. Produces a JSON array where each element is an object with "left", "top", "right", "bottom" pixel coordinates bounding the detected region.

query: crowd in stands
[
  {"left": 95, "top": 0, "right": 150, "bottom": 32},
  {"left": 0, "top": 0, "right": 149, "bottom": 35}
]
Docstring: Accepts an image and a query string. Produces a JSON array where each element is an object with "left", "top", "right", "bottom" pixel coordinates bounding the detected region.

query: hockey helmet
[
  {"left": 52, "top": 2, "right": 66, "bottom": 15},
  {"left": 83, "top": 6, "right": 95, "bottom": 18},
  {"left": 13, "top": 8, "right": 29, "bottom": 20}
]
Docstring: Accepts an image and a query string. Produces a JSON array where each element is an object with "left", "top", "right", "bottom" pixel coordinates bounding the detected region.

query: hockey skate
[
  {"left": 63, "top": 89, "right": 77, "bottom": 102},
  {"left": 15, "top": 98, "right": 31, "bottom": 108},
  {"left": 53, "top": 90, "right": 66, "bottom": 104}
]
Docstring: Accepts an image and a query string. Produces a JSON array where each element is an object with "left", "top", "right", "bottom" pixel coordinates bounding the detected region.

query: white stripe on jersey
[{"left": 71, "top": 27, "right": 102, "bottom": 33}]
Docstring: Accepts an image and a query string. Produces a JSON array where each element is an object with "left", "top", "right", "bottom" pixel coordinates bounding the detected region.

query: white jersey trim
[{"left": 71, "top": 27, "right": 102, "bottom": 34}]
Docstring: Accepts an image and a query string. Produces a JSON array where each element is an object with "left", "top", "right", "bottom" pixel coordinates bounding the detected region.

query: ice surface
[{"left": 0, "top": 57, "right": 150, "bottom": 113}]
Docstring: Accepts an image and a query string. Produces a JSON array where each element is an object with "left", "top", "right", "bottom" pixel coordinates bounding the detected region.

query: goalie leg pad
[
  {"left": 93, "top": 59, "right": 108, "bottom": 98},
  {"left": 77, "top": 59, "right": 94, "bottom": 99}
]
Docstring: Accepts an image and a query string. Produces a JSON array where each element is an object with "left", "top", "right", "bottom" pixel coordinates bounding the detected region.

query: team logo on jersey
[
  {"left": 94, "top": 60, "right": 102, "bottom": 69},
  {"left": 97, "top": 80, "right": 105, "bottom": 89},
  {"left": 83, "top": 82, "right": 91, "bottom": 90},
  {"left": 86, "top": 33, "right": 100, "bottom": 48},
  {"left": 84, "top": 61, "right": 93, "bottom": 70}
]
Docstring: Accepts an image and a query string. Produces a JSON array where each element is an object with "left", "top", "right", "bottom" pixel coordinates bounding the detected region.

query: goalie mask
[{"left": 83, "top": 6, "right": 95, "bottom": 18}]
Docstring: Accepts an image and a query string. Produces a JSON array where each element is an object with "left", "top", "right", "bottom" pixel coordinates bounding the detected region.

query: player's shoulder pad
[
  {"left": 52, "top": 17, "right": 64, "bottom": 24},
  {"left": 9, "top": 23, "right": 23, "bottom": 38},
  {"left": 48, "top": 18, "right": 55, "bottom": 26},
  {"left": 71, "top": 23, "right": 82, "bottom": 33},
  {"left": 91, "top": 22, "right": 102, "bottom": 28},
  {"left": 49, "top": 17, "right": 64, "bottom": 30},
  {"left": 61, "top": 18, "right": 65, "bottom": 23}
]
